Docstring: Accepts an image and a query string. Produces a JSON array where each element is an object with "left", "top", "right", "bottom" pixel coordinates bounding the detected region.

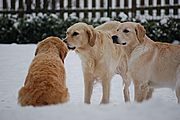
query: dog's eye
[
  {"left": 72, "top": 32, "right": 79, "bottom": 36},
  {"left": 117, "top": 29, "right": 119, "bottom": 32},
  {"left": 123, "top": 29, "right": 129, "bottom": 33}
]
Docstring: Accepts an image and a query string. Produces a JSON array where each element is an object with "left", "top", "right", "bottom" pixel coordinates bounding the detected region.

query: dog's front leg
[
  {"left": 84, "top": 72, "right": 94, "bottom": 104},
  {"left": 101, "top": 76, "right": 111, "bottom": 104}
]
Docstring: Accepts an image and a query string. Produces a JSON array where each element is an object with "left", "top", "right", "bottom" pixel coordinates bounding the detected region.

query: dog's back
[{"left": 18, "top": 37, "right": 69, "bottom": 106}]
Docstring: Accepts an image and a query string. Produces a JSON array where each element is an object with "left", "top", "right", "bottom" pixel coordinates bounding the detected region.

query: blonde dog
[
  {"left": 64, "top": 22, "right": 130, "bottom": 104},
  {"left": 112, "top": 22, "right": 180, "bottom": 103},
  {"left": 18, "top": 37, "right": 69, "bottom": 106},
  {"left": 95, "top": 21, "right": 121, "bottom": 34}
]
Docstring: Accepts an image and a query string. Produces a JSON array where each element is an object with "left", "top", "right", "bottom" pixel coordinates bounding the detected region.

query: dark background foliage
[{"left": 0, "top": 14, "right": 179, "bottom": 44}]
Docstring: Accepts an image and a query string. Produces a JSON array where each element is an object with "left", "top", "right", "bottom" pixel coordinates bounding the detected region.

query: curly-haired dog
[
  {"left": 112, "top": 22, "right": 180, "bottom": 103},
  {"left": 64, "top": 22, "right": 130, "bottom": 104},
  {"left": 18, "top": 36, "right": 69, "bottom": 106}
]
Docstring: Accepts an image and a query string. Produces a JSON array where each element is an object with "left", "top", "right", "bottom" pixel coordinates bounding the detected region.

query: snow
[
  {"left": 0, "top": 44, "right": 180, "bottom": 120},
  {"left": 118, "top": 12, "right": 128, "bottom": 21}
]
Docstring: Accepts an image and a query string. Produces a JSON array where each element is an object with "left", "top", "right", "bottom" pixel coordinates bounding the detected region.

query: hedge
[{"left": 0, "top": 14, "right": 179, "bottom": 44}]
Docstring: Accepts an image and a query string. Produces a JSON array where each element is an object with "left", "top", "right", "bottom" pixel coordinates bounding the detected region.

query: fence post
[
  {"left": 157, "top": 0, "right": 161, "bottom": 16},
  {"left": 116, "top": 0, "right": 120, "bottom": 16},
  {"left": 11, "top": 0, "right": 16, "bottom": 10},
  {"left": 43, "top": 0, "right": 49, "bottom": 12},
  {"left": 84, "top": 0, "right": 88, "bottom": 18},
  {"left": 124, "top": 0, "right": 128, "bottom": 15},
  {"left": 76, "top": 0, "right": 80, "bottom": 17},
  {"left": 19, "top": 0, "right": 24, "bottom": 17},
  {"left": 59, "top": 0, "right": 64, "bottom": 19},
  {"left": 174, "top": 0, "right": 178, "bottom": 15},
  {"left": 3, "top": 0, "right": 8, "bottom": 9},
  {"left": 140, "top": 0, "right": 144, "bottom": 15},
  {"left": 149, "top": 0, "right": 153, "bottom": 16},
  {"left": 35, "top": 0, "right": 41, "bottom": 14},
  {"left": 165, "top": 0, "right": 169, "bottom": 15},
  {"left": 107, "top": 0, "right": 112, "bottom": 18},
  {"left": 26, "top": 0, "right": 32, "bottom": 13},
  {"left": 52, "top": 0, "right": 56, "bottom": 13},
  {"left": 92, "top": 0, "right": 96, "bottom": 18},
  {"left": 67, "top": 0, "right": 72, "bottom": 16},
  {"left": 132, "top": 0, "right": 136, "bottom": 18}
]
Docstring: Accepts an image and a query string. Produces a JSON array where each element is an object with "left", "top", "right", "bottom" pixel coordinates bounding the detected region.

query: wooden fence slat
[
  {"left": 140, "top": 0, "right": 145, "bottom": 14},
  {"left": 149, "top": 0, "right": 153, "bottom": 15},
  {"left": 157, "top": 0, "right": 161, "bottom": 16},
  {"left": 59, "top": 0, "right": 64, "bottom": 19},
  {"left": 19, "top": 0, "right": 24, "bottom": 17},
  {"left": 108, "top": 0, "right": 112, "bottom": 17},
  {"left": 52, "top": 0, "right": 56, "bottom": 12},
  {"left": 100, "top": 0, "right": 104, "bottom": 17},
  {"left": 165, "top": 0, "right": 169, "bottom": 15},
  {"left": 68, "top": 0, "right": 72, "bottom": 15},
  {"left": 35, "top": 0, "right": 41, "bottom": 12},
  {"left": 92, "top": 0, "right": 96, "bottom": 18},
  {"left": 11, "top": 0, "right": 16, "bottom": 10},
  {"left": 124, "top": 0, "right": 128, "bottom": 15},
  {"left": 116, "top": 0, "right": 120, "bottom": 16},
  {"left": 76, "top": 0, "right": 80, "bottom": 17},
  {"left": 26, "top": 0, "right": 32, "bottom": 12},
  {"left": 174, "top": 0, "right": 178, "bottom": 15},
  {"left": 3, "top": 0, "right": 8, "bottom": 9},
  {"left": 43, "top": 0, "right": 49, "bottom": 11},
  {"left": 132, "top": 0, "right": 136, "bottom": 18},
  {"left": 84, "top": 0, "right": 88, "bottom": 18}
]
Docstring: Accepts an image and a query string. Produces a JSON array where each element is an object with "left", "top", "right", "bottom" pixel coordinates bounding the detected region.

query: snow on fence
[{"left": 0, "top": 0, "right": 180, "bottom": 20}]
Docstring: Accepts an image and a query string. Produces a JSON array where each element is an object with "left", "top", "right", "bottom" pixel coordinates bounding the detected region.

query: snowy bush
[
  {"left": 0, "top": 16, "right": 18, "bottom": 43},
  {"left": 142, "top": 18, "right": 180, "bottom": 43},
  {"left": 0, "top": 14, "right": 179, "bottom": 44}
]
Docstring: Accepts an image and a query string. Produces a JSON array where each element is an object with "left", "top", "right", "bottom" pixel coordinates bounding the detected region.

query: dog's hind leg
[
  {"left": 134, "top": 80, "right": 148, "bottom": 102},
  {"left": 145, "top": 87, "right": 154, "bottom": 100},
  {"left": 123, "top": 77, "right": 131, "bottom": 102},
  {"left": 175, "top": 66, "right": 180, "bottom": 104},
  {"left": 176, "top": 86, "right": 180, "bottom": 104},
  {"left": 175, "top": 65, "right": 180, "bottom": 104}
]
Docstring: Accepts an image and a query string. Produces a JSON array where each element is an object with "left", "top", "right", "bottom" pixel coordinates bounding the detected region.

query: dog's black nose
[
  {"left": 112, "top": 35, "right": 119, "bottom": 44},
  {"left": 63, "top": 38, "right": 67, "bottom": 43}
]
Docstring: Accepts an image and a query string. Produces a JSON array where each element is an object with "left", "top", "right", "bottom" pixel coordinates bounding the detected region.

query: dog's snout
[
  {"left": 63, "top": 38, "right": 67, "bottom": 43},
  {"left": 112, "top": 35, "right": 119, "bottom": 44}
]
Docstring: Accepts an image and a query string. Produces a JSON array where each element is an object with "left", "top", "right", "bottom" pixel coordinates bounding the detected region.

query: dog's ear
[
  {"left": 135, "top": 23, "right": 146, "bottom": 43},
  {"left": 59, "top": 43, "right": 68, "bottom": 63},
  {"left": 87, "top": 25, "right": 96, "bottom": 47}
]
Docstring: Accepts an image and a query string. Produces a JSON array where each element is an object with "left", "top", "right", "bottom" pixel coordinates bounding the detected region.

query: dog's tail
[{"left": 18, "top": 82, "right": 69, "bottom": 106}]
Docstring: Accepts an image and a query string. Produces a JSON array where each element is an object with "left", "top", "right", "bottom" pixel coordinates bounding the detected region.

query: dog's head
[
  {"left": 63, "top": 22, "right": 96, "bottom": 50},
  {"left": 35, "top": 36, "right": 68, "bottom": 62},
  {"left": 112, "top": 22, "right": 146, "bottom": 47}
]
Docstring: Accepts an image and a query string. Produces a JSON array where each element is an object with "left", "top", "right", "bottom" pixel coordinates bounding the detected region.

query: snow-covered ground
[{"left": 0, "top": 44, "right": 180, "bottom": 120}]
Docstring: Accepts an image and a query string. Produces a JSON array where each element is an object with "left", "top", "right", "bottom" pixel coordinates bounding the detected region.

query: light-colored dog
[
  {"left": 64, "top": 22, "right": 130, "bottom": 104},
  {"left": 112, "top": 22, "right": 180, "bottom": 103},
  {"left": 95, "top": 21, "right": 121, "bottom": 34},
  {"left": 18, "top": 37, "right": 69, "bottom": 106}
]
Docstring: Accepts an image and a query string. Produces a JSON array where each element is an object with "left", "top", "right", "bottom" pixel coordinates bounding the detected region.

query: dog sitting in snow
[{"left": 18, "top": 36, "right": 69, "bottom": 106}]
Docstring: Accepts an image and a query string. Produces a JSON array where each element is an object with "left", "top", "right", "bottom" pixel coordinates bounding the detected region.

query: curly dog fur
[{"left": 18, "top": 36, "right": 69, "bottom": 106}]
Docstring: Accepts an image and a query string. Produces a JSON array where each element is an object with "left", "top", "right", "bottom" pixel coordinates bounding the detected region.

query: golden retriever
[
  {"left": 64, "top": 22, "right": 130, "bottom": 104},
  {"left": 95, "top": 21, "right": 121, "bottom": 34},
  {"left": 112, "top": 22, "right": 180, "bottom": 103},
  {"left": 18, "top": 36, "right": 69, "bottom": 106}
]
